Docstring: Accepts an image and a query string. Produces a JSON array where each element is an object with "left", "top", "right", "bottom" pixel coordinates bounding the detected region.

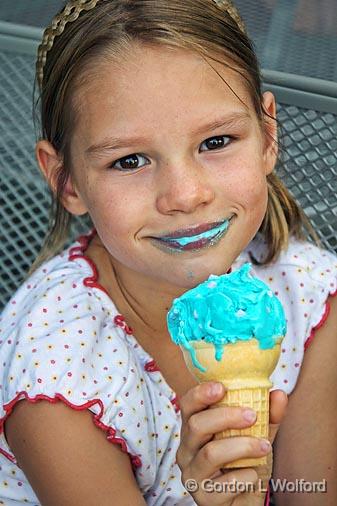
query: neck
[{"left": 85, "top": 235, "right": 182, "bottom": 345}]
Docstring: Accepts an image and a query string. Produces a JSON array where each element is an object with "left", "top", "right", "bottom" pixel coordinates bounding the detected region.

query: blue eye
[
  {"left": 200, "top": 135, "right": 232, "bottom": 152},
  {"left": 110, "top": 153, "right": 150, "bottom": 171}
]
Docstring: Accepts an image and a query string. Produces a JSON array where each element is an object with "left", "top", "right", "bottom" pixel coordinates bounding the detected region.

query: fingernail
[
  {"left": 243, "top": 409, "right": 256, "bottom": 423},
  {"left": 260, "top": 439, "right": 271, "bottom": 452},
  {"left": 209, "top": 383, "right": 223, "bottom": 397}
]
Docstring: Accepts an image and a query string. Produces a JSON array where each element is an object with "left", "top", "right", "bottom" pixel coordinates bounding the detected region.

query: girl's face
[{"left": 67, "top": 44, "right": 277, "bottom": 291}]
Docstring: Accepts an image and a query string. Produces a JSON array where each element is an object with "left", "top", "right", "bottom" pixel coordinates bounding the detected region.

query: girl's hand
[{"left": 176, "top": 383, "right": 288, "bottom": 505}]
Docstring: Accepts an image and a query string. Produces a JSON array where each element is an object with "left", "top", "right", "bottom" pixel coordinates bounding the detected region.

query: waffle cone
[{"left": 180, "top": 338, "right": 282, "bottom": 468}]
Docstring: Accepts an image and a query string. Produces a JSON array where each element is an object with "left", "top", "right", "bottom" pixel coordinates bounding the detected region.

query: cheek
[{"left": 84, "top": 178, "right": 149, "bottom": 232}]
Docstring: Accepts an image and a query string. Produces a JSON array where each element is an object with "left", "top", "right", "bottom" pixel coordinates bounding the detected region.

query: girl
[{"left": 0, "top": 0, "right": 336, "bottom": 504}]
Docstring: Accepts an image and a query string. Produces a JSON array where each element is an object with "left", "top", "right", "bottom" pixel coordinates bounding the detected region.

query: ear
[
  {"left": 261, "top": 91, "right": 278, "bottom": 176},
  {"left": 35, "top": 140, "right": 88, "bottom": 216}
]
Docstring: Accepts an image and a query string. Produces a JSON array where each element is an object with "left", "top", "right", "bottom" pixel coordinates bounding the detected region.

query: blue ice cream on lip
[{"left": 167, "top": 263, "right": 287, "bottom": 372}]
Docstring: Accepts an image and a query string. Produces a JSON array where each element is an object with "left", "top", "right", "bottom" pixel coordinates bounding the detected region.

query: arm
[
  {"left": 5, "top": 400, "right": 146, "bottom": 506},
  {"left": 273, "top": 295, "right": 337, "bottom": 505}
]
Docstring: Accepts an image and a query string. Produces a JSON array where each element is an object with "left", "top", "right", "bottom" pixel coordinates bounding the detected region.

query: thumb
[
  {"left": 270, "top": 389, "right": 288, "bottom": 424},
  {"left": 269, "top": 389, "right": 288, "bottom": 445}
]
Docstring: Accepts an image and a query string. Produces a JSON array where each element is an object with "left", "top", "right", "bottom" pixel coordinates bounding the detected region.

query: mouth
[{"left": 151, "top": 215, "right": 235, "bottom": 252}]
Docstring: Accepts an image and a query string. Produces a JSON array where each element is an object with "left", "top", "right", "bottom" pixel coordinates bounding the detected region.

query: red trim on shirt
[
  {"left": 1, "top": 392, "right": 142, "bottom": 469},
  {"left": 68, "top": 230, "right": 110, "bottom": 297},
  {"left": 144, "top": 360, "right": 160, "bottom": 372},
  {"left": 304, "top": 289, "right": 337, "bottom": 351},
  {"left": 264, "top": 484, "right": 270, "bottom": 506},
  {"left": 170, "top": 396, "right": 180, "bottom": 413}
]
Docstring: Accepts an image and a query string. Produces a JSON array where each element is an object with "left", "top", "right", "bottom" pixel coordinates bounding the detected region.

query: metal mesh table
[{"left": 1, "top": 0, "right": 337, "bottom": 81}]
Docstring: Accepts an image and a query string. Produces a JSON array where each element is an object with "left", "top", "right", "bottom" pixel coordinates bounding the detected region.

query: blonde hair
[{"left": 32, "top": 0, "right": 319, "bottom": 270}]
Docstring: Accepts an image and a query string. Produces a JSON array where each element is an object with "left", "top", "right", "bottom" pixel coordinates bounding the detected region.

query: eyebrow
[{"left": 86, "top": 111, "right": 250, "bottom": 157}]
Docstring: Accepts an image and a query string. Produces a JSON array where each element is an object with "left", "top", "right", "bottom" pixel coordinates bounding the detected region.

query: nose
[{"left": 155, "top": 160, "right": 215, "bottom": 214}]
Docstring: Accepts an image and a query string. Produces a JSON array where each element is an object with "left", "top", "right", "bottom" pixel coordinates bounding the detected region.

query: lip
[
  {"left": 157, "top": 216, "right": 234, "bottom": 240},
  {"left": 150, "top": 215, "right": 235, "bottom": 253}
]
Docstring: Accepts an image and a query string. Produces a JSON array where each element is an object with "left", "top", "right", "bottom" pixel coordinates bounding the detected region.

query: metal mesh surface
[
  {"left": 0, "top": 0, "right": 65, "bottom": 28},
  {"left": 237, "top": 0, "right": 337, "bottom": 82},
  {"left": 0, "top": 46, "right": 337, "bottom": 310},
  {"left": 0, "top": 48, "right": 91, "bottom": 310},
  {"left": 1, "top": 0, "right": 336, "bottom": 81}
]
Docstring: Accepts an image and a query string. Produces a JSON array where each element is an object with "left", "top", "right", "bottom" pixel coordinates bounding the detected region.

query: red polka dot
[
  {"left": 283, "top": 379, "right": 288, "bottom": 384},
  {"left": 43, "top": 308, "right": 48, "bottom": 313},
  {"left": 282, "top": 348, "right": 286, "bottom": 353},
  {"left": 294, "top": 363, "right": 300, "bottom": 368},
  {"left": 72, "top": 283, "right": 77, "bottom": 288},
  {"left": 32, "top": 348, "right": 37, "bottom": 353},
  {"left": 118, "top": 412, "right": 123, "bottom": 417},
  {"left": 67, "top": 372, "right": 72, "bottom": 377},
  {"left": 37, "top": 378, "right": 42, "bottom": 383},
  {"left": 51, "top": 360, "right": 56, "bottom": 364}
]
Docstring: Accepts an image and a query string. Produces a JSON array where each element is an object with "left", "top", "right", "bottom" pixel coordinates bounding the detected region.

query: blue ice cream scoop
[{"left": 167, "top": 263, "right": 287, "bottom": 372}]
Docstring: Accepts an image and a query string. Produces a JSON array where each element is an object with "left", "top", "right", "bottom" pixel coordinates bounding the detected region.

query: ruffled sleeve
[{"left": 0, "top": 253, "right": 143, "bottom": 471}]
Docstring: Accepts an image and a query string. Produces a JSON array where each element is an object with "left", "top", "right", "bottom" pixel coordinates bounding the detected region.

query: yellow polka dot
[{"left": 16, "top": 353, "right": 23, "bottom": 359}]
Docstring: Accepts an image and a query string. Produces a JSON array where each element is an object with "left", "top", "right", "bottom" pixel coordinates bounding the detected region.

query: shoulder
[
  {"left": 0, "top": 235, "right": 135, "bottom": 437},
  {"left": 235, "top": 236, "right": 337, "bottom": 394},
  {"left": 241, "top": 235, "right": 337, "bottom": 306}
]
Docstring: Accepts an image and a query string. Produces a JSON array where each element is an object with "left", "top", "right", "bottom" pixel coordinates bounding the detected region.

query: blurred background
[{"left": 0, "top": 0, "right": 337, "bottom": 309}]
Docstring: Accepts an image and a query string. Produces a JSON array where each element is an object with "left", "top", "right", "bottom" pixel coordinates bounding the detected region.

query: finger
[
  {"left": 181, "top": 406, "right": 257, "bottom": 459},
  {"left": 269, "top": 389, "right": 288, "bottom": 424},
  {"left": 269, "top": 423, "right": 280, "bottom": 446},
  {"left": 189, "top": 436, "right": 271, "bottom": 482},
  {"left": 179, "top": 382, "right": 226, "bottom": 422}
]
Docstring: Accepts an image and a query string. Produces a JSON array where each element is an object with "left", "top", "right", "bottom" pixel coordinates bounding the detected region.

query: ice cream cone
[{"left": 180, "top": 337, "right": 282, "bottom": 468}]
